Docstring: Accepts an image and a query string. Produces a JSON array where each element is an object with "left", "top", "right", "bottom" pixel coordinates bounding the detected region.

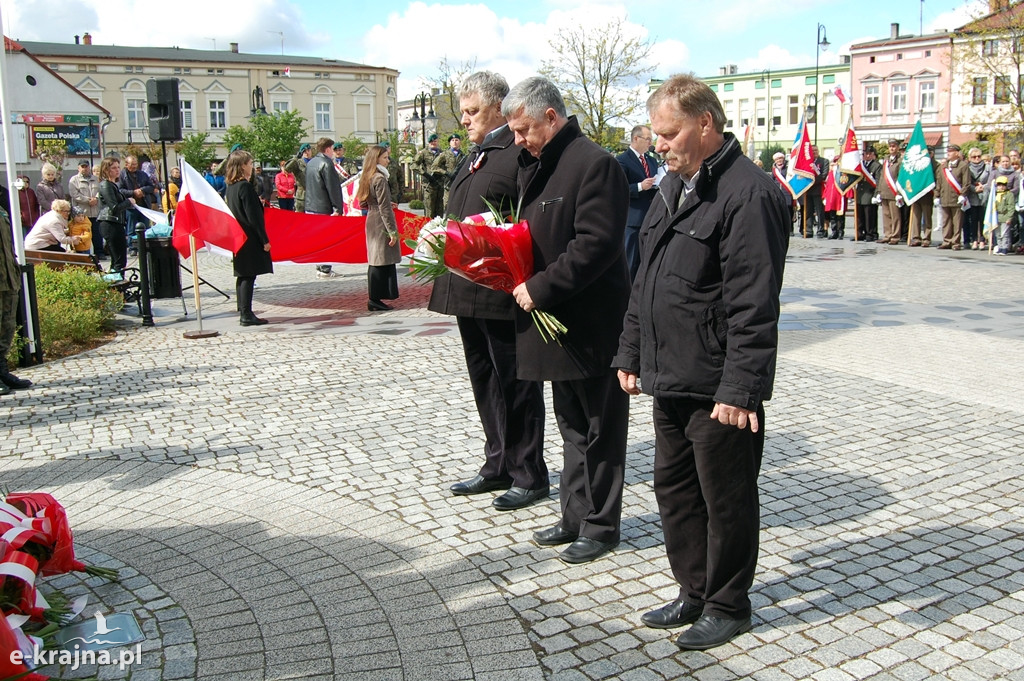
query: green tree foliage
[
  {"left": 174, "top": 132, "right": 216, "bottom": 170},
  {"left": 758, "top": 144, "right": 788, "bottom": 169},
  {"left": 35, "top": 139, "right": 68, "bottom": 172},
  {"left": 223, "top": 110, "right": 309, "bottom": 166},
  {"left": 540, "top": 18, "right": 653, "bottom": 147}
]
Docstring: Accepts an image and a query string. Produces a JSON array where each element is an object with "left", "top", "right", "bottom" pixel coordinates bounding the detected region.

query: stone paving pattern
[{"left": 3, "top": 237, "right": 1024, "bottom": 680}]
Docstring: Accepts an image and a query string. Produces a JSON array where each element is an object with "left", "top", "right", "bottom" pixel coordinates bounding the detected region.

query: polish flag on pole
[
  {"left": 833, "top": 85, "right": 850, "bottom": 104},
  {"left": 341, "top": 172, "right": 362, "bottom": 216},
  {"left": 171, "top": 159, "right": 247, "bottom": 259}
]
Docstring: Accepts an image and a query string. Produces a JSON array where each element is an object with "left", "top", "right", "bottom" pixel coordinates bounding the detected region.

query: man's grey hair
[
  {"left": 968, "top": 147, "right": 981, "bottom": 156},
  {"left": 501, "top": 76, "right": 567, "bottom": 120},
  {"left": 631, "top": 125, "right": 650, "bottom": 139},
  {"left": 460, "top": 71, "right": 509, "bottom": 107},
  {"left": 647, "top": 73, "right": 727, "bottom": 134}
]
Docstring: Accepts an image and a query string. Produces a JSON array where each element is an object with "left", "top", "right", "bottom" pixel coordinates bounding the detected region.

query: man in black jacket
[
  {"left": 430, "top": 71, "right": 547, "bottom": 511},
  {"left": 305, "top": 137, "right": 345, "bottom": 278},
  {"left": 613, "top": 74, "right": 788, "bottom": 651},
  {"left": 504, "top": 76, "right": 631, "bottom": 565}
]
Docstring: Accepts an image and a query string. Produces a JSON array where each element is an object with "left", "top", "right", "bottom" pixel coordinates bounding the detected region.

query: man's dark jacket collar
[{"left": 660, "top": 132, "right": 741, "bottom": 214}]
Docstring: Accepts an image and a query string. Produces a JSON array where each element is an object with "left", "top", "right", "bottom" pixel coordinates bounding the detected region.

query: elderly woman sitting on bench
[{"left": 24, "top": 199, "right": 83, "bottom": 253}]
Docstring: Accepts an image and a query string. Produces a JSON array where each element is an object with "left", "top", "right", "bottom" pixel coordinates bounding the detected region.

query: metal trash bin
[{"left": 146, "top": 237, "right": 182, "bottom": 298}]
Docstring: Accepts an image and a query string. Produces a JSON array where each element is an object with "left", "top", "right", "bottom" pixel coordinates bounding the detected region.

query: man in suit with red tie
[{"left": 617, "top": 125, "right": 659, "bottom": 282}]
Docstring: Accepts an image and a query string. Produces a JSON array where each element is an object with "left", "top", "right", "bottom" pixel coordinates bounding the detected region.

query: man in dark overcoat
[
  {"left": 614, "top": 74, "right": 788, "bottom": 651},
  {"left": 429, "top": 71, "right": 548, "bottom": 510},
  {"left": 503, "top": 76, "right": 631, "bottom": 564}
]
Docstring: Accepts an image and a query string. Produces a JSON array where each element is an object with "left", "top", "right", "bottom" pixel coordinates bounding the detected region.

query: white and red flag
[
  {"left": 171, "top": 160, "right": 248, "bottom": 259},
  {"left": 784, "top": 118, "right": 816, "bottom": 200},
  {"left": 836, "top": 118, "right": 863, "bottom": 193}
]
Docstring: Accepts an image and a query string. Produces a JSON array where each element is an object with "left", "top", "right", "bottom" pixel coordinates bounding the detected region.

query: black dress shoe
[
  {"left": 492, "top": 486, "right": 549, "bottom": 511},
  {"left": 449, "top": 475, "right": 512, "bottom": 496},
  {"left": 0, "top": 382, "right": 11, "bottom": 396},
  {"left": 368, "top": 300, "right": 393, "bottom": 311},
  {"left": 641, "top": 598, "right": 703, "bottom": 629},
  {"left": 239, "top": 315, "right": 269, "bottom": 326},
  {"left": 533, "top": 525, "right": 578, "bottom": 546},
  {"left": 675, "top": 615, "right": 752, "bottom": 650},
  {"left": 559, "top": 537, "right": 617, "bottom": 564}
]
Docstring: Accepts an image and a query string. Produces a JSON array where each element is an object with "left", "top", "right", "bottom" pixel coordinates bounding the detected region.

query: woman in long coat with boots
[
  {"left": 357, "top": 144, "right": 401, "bottom": 311},
  {"left": 224, "top": 150, "right": 273, "bottom": 326}
]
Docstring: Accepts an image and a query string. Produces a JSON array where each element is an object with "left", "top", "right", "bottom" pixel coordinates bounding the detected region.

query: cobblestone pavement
[{"left": 3, "top": 236, "right": 1024, "bottom": 680}]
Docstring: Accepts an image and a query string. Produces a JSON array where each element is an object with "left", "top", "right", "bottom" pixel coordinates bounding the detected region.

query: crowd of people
[{"left": 768, "top": 140, "right": 1024, "bottom": 254}]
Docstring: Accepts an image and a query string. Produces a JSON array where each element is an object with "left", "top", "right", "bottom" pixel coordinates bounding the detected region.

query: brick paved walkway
[{"left": 3, "top": 237, "right": 1023, "bottom": 680}]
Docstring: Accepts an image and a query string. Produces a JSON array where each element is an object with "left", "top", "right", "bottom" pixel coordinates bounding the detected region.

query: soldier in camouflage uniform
[
  {"left": 381, "top": 142, "right": 404, "bottom": 205},
  {"left": 283, "top": 143, "right": 313, "bottom": 212},
  {"left": 413, "top": 134, "right": 444, "bottom": 217},
  {"left": 431, "top": 134, "right": 464, "bottom": 209}
]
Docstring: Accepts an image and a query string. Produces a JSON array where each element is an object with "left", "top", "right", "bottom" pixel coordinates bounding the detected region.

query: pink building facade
[{"left": 851, "top": 24, "right": 954, "bottom": 154}]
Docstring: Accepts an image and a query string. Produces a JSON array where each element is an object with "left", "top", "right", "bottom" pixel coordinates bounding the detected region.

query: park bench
[{"left": 23, "top": 250, "right": 143, "bottom": 313}]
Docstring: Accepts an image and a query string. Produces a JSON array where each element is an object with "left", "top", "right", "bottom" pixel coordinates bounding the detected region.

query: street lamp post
[
  {"left": 761, "top": 69, "right": 772, "bottom": 152},
  {"left": 410, "top": 92, "right": 436, "bottom": 149},
  {"left": 814, "top": 23, "right": 830, "bottom": 148}
]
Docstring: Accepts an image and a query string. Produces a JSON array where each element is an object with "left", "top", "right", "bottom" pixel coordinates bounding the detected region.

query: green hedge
[{"left": 6, "top": 265, "right": 122, "bottom": 364}]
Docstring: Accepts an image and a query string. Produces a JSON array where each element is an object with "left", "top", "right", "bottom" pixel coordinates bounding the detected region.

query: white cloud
[
  {"left": 927, "top": 0, "right": 987, "bottom": 32},
  {"left": 648, "top": 40, "right": 691, "bottom": 80},
  {"left": 4, "top": 0, "right": 329, "bottom": 56}
]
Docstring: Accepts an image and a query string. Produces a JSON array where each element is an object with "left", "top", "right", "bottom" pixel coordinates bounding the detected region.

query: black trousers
[
  {"left": 550, "top": 372, "right": 628, "bottom": 544},
  {"left": 457, "top": 316, "right": 546, "bottom": 489},
  {"left": 624, "top": 225, "right": 641, "bottom": 283},
  {"left": 367, "top": 265, "right": 398, "bottom": 302},
  {"left": 99, "top": 220, "right": 127, "bottom": 273},
  {"left": 856, "top": 203, "right": 878, "bottom": 239},
  {"left": 653, "top": 397, "right": 764, "bottom": 620}
]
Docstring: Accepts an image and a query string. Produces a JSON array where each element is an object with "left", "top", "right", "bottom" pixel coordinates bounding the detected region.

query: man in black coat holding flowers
[
  {"left": 429, "top": 71, "right": 548, "bottom": 511},
  {"left": 503, "top": 76, "right": 631, "bottom": 564}
]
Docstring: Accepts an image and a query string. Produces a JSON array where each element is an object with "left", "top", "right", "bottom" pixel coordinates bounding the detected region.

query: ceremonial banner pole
[
  {"left": 854, "top": 201, "right": 859, "bottom": 241},
  {"left": 183, "top": 235, "right": 218, "bottom": 339}
]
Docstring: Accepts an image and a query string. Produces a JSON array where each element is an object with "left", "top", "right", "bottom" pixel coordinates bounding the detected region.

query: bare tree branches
[{"left": 540, "top": 18, "right": 653, "bottom": 146}]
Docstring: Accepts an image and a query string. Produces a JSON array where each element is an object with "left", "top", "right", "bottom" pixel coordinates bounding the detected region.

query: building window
[
  {"left": 724, "top": 83, "right": 734, "bottom": 92},
  {"left": 823, "top": 74, "right": 836, "bottom": 84},
  {"left": 919, "top": 81, "right": 936, "bottom": 110},
  {"left": 789, "top": 95, "right": 799, "bottom": 124},
  {"left": 771, "top": 79, "right": 781, "bottom": 88},
  {"left": 315, "top": 102, "right": 331, "bottom": 131},
  {"left": 865, "top": 85, "right": 880, "bottom": 113},
  {"left": 755, "top": 98, "right": 766, "bottom": 126},
  {"left": 209, "top": 100, "right": 226, "bottom": 129},
  {"left": 770, "top": 96, "right": 781, "bottom": 127},
  {"left": 973, "top": 77, "right": 988, "bottom": 105},
  {"left": 805, "top": 76, "right": 817, "bottom": 85},
  {"left": 709, "top": 84, "right": 718, "bottom": 92},
  {"left": 995, "top": 75, "right": 1011, "bottom": 104},
  {"left": 738, "top": 99, "right": 750, "bottom": 127},
  {"left": 272, "top": 101, "right": 290, "bottom": 114},
  {"left": 891, "top": 83, "right": 907, "bottom": 112},
  {"left": 180, "top": 100, "right": 194, "bottom": 129},
  {"left": 78, "top": 65, "right": 86, "bottom": 72},
  {"left": 126, "top": 99, "right": 146, "bottom": 129},
  {"left": 755, "top": 80, "right": 765, "bottom": 90},
  {"left": 983, "top": 39, "right": 999, "bottom": 57},
  {"left": 925, "top": 50, "right": 932, "bottom": 57},
  {"left": 870, "top": 56, "right": 876, "bottom": 63},
  {"left": 722, "top": 99, "right": 732, "bottom": 127}
]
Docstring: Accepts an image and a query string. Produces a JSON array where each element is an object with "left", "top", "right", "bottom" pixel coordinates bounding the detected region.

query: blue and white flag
[{"left": 784, "top": 118, "right": 816, "bottom": 200}]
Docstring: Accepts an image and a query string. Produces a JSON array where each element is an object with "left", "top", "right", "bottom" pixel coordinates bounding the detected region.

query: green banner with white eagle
[{"left": 896, "top": 120, "right": 936, "bottom": 205}]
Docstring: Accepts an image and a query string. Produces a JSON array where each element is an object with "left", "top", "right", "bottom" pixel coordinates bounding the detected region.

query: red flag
[
  {"left": 172, "top": 160, "right": 248, "bottom": 259},
  {"left": 262, "top": 206, "right": 428, "bottom": 264}
]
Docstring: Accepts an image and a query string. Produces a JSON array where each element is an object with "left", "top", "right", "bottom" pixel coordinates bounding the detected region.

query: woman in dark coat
[
  {"left": 356, "top": 144, "right": 400, "bottom": 311},
  {"left": 224, "top": 150, "right": 273, "bottom": 326},
  {"left": 96, "top": 157, "right": 135, "bottom": 273}
]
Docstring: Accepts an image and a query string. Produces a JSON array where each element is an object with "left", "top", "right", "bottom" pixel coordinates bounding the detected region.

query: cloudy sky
[{"left": 1, "top": 0, "right": 985, "bottom": 99}]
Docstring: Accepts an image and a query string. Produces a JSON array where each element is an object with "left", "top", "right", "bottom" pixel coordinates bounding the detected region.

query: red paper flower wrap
[
  {"left": 0, "top": 542, "right": 47, "bottom": 621},
  {"left": 442, "top": 218, "right": 533, "bottom": 293},
  {"left": 5, "top": 494, "right": 83, "bottom": 576}
]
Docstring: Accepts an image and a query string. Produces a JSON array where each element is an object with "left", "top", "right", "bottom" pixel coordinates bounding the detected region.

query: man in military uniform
[
  {"left": 413, "top": 134, "right": 444, "bottom": 217},
  {"left": 879, "top": 139, "right": 903, "bottom": 244},
  {"left": 856, "top": 146, "right": 882, "bottom": 241},
  {"left": 382, "top": 142, "right": 404, "bottom": 205},
  {"left": 332, "top": 142, "right": 358, "bottom": 181},
  {"left": 284, "top": 143, "right": 314, "bottom": 212},
  {"left": 431, "top": 134, "right": 464, "bottom": 209}
]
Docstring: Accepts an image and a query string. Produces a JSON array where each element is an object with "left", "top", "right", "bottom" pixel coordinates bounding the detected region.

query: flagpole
[
  {"left": 854, "top": 201, "right": 859, "bottom": 241},
  {"left": 182, "top": 234, "right": 218, "bottom": 339}
]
